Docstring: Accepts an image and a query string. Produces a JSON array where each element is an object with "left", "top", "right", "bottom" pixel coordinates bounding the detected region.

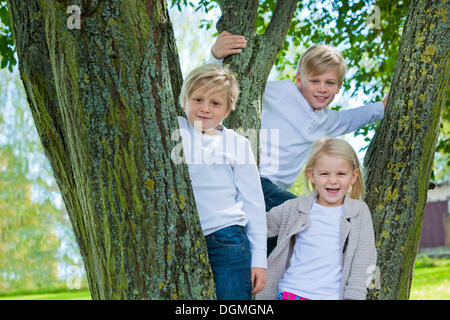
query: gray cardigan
[{"left": 256, "top": 191, "right": 377, "bottom": 300}]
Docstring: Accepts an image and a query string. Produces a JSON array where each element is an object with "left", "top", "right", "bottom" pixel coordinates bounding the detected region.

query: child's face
[
  {"left": 184, "top": 85, "right": 231, "bottom": 135},
  {"left": 307, "top": 153, "right": 359, "bottom": 207},
  {"left": 296, "top": 69, "right": 342, "bottom": 110}
]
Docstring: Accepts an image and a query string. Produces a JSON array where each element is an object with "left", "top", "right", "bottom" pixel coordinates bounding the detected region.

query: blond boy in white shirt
[
  {"left": 177, "top": 63, "right": 267, "bottom": 299},
  {"left": 210, "top": 32, "right": 388, "bottom": 253}
]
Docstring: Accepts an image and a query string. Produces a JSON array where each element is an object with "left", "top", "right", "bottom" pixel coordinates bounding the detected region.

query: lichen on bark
[{"left": 364, "top": 0, "right": 449, "bottom": 300}]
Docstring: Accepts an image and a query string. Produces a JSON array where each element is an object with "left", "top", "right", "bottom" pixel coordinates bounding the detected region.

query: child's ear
[
  {"left": 350, "top": 168, "right": 360, "bottom": 185},
  {"left": 336, "top": 81, "right": 343, "bottom": 94},
  {"left": 306, "top": 169, "right": 316, "bottom": 190},
  {"left": 306, "top": 168, "right": 314, "bottom": 183},
  {"left": 223, "top": 107, "right": 232, "bottom": 119},
  {"left": 296, "top": 74, "right": 302, "bottom": 90}
]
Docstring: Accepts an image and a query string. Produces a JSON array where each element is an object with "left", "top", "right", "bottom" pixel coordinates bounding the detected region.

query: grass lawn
[
  {"left": 410, "top": 256, "right": 450, "bottom": 300},
  {"left": 0, "top": 289, "right": 92, "bottom": 300},
  {"left": 1, "top": 256, "right": 448, "bottom": 300}
]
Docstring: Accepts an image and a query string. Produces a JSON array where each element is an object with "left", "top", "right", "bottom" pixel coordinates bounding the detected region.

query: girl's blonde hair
[
  {"left": 303, "top": 137, "right": 364, "bottom": 200},
  {"left": 179, "top": 64, "right": 239, "bottom": 112},
  {"left": 296, "top": 45, "right": 347, "bottom": 84}
]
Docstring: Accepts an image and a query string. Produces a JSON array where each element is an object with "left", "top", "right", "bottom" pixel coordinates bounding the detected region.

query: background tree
[
  {"left": 0, "top": 67, "right": 83, "bottom": 293},
  {"left": 0, "top": 145, "right": 61, "bottom": 292}
]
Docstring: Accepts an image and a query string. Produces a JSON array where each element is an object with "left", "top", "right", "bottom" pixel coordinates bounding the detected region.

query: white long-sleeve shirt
[
  {"left": 259, "top": 79, "right": 384, "bottom": 189},
  {"left": 208, "top": 54, "right": 385, "bottom": 189},
  {"left": 176, "top": 116, "right": 267, "bottom": 269}
]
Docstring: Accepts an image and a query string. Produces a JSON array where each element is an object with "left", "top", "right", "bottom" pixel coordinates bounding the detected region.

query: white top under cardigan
[
  {"left": 208, "top": 54, "right": 385, "bottom": 189},
  {"left": 176, "top": 116, "right": 267, "bottom": 269},
  {"left": 278, "top": 199, "right": 344, "bottom": 300}
]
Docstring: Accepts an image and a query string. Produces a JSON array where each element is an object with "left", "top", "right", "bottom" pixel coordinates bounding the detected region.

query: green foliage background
[{"left": 0, "top": 67, "right": 85, "bottom": 293}]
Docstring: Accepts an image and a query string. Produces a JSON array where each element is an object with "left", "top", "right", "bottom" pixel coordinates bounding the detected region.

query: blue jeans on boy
[
  {"left": 260, "top": 177, "right": 296, "bottom": 255},
  {"left": 205, "top": 225, "right": 252, "bottom": 300}
]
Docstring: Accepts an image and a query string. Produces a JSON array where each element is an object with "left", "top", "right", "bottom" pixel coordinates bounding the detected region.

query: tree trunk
[
  {"left": 364, "top": 0, "right": 449, "bottom": 300},
  {"left": 7, "top": 0, "right": 215, "bottom": 299},
  {"left": 217, "top": 0, "right": 297, "bottom": 160}
]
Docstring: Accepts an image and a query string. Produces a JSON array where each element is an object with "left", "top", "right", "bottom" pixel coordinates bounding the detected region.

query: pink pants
[{"left": 277, "top": 290, "right": 310, "bottom": 300}]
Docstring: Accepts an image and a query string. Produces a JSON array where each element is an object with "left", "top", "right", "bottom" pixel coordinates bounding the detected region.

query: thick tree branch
[
  {"left": 262, "top": 0, "right": 297, "bottom": 69},
  {"left": 216, "top": 0, "right": 258, "bottom": 37}
]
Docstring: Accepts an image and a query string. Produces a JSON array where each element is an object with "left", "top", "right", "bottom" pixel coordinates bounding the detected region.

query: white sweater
[{"left": 176, "top": 116, "right": 267, "bottom": 269}]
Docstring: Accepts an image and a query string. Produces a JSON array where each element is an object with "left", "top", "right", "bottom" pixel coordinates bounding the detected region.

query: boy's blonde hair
[
  {"left": 296, "top": 45, "right": 347, "bottom": 83},
  {"left": 303, "top": 137, "right": 364, "bottom": 200},
  {"left": 179, "top": 64, "right": 239, "bottom": 112}
]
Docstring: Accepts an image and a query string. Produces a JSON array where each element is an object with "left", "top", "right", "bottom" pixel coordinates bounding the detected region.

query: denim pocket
[{"left": 211, "top": 226, "right": 246, "bottom": 248}]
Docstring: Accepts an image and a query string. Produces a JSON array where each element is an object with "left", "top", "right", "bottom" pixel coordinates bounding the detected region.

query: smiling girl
[{"left": 256, "top": 137, "right": 377, "bottom": 300}]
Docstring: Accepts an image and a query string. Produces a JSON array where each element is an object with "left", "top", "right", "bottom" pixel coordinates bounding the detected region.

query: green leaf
[{"left": 0, "top": 5, "right": 11, "bottom": 27}]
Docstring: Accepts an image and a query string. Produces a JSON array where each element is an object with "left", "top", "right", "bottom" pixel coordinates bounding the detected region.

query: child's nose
[
  {"left": 200, "top": 103, "right": 211, "bottom": 113},
  {"left": 329, "top": 175, "right": 338, "bottom": 183},
  {"left": 318, "top": 82, "right": 326, "bottom": 92}
]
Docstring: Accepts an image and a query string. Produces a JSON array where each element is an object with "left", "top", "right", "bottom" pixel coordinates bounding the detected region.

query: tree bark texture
[
  {"left": 364, "top": 0, "right": 449, "bottom": 300},
  {"left": 8, "top": 0, "right": 215, "bottom": 299},
  {"left": 217, "top": 0, "right": 297, "bottom": 161}
]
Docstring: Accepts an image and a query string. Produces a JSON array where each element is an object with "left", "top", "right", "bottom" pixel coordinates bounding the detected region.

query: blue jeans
[
  {"left": 205, "top": 225, "right": 252, "bottom": 300},
  {"left": 260, "top": 177, "right": 296, "bottom": 255}
]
